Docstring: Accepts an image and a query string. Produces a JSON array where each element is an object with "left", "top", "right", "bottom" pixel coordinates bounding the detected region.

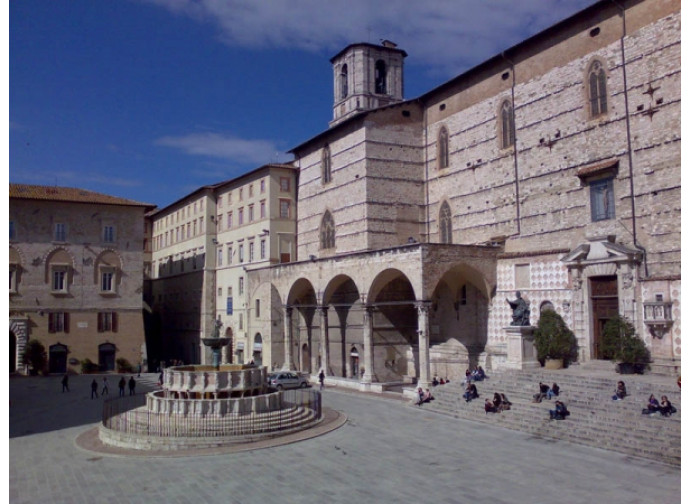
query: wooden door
[{"left": 590, "top": 276, "right": 619, "bottom": 359}]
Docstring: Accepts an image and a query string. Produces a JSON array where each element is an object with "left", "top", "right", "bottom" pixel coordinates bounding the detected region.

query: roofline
[
  {"left": 417, "top": 0, "right": 631, "bottom": 104},
  {"left": 330, "top": 42, "right": 408, "bottom": 63},
  {"left": 9, "top": 184, "right": 156, "bottom": 211},
  {"left": 147, "top": 163, "right": 297, "bottom": 217}
]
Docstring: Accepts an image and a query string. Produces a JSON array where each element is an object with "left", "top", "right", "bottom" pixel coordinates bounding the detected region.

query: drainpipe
[
  {"left": 501, "top": 51, "right": 520, "bottom": 235},
  {"left": 610, "top": 0, "right": 647, "bottom": 277}
]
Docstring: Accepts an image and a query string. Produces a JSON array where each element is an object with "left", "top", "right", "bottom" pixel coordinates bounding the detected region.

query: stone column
[
  {"left": 319, "top": 307, "right": 331, "bottom": 375},
  {"left": 416, "top": 302, "right": 431, "bottom": 389},
  {"left": 283, "top": 306, "right": 294, "bottom": 370},
  {"left": 362, "top": 306, "right": 375, "bottom": 383}
]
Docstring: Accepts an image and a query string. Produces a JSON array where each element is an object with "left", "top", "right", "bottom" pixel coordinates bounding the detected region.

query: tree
[
  {"left": 21, "top": 339, "right": 47, "bottom": 375},
  {"left": 601, "top": 315, "right": 650, "bottom": 369},
  {"left": 533, "top": 309, "right": 578, "bottom": 363}
]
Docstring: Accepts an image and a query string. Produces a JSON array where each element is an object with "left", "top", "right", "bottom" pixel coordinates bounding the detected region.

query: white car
[{"left": 267, "top": 372, "right": 310, "bottom": 390}]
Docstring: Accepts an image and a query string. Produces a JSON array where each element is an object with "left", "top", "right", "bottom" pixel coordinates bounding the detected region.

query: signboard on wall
[{"left": 226, "top": 297, "right": 233, "bottom": 315}]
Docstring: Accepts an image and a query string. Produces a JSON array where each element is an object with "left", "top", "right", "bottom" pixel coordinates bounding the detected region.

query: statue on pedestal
[
  {"left": 506, "top": 291, "right": 530, "bottom": 326},
  {"left": 213, "top": 317, "right": 223, "bottom": 338}
]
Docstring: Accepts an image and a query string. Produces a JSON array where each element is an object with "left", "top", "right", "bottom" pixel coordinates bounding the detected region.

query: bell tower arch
[{"left": 329, "top": 40, "right": 406, "bottom": 127}]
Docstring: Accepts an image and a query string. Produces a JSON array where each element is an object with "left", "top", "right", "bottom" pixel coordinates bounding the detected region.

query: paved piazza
[{"left": 10, "top": 374, "right": 680, "bottom": 504}]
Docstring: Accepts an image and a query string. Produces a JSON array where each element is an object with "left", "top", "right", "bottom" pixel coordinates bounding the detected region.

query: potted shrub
[
  {"left": 534, "top": 309, "right": 578, "bottom": 369},
  {"left": 601, "top": 315, "right": 650, "bottom": 374},
  {"left": 116, "top": 357, "right": 134, "bottom": 373},
  {"left": 80, "top": 358, "right": 98, "bottom": 374},
  {"left": 21, "top": 339, "right": 47, "bottom": 375}
]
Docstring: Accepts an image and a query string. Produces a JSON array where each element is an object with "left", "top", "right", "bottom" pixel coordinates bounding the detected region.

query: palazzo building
[
  {"left": 9, "top": 184, "right": 154, "bottom": 374},
  {"left": 244, "top": 0, "right": 680, "bottom": 387}
]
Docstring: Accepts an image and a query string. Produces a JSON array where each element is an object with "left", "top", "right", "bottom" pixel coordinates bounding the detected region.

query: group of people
[
  {"left": 464, "top": 366, "right": 486, "bottom": 383},
  {"left": 532, "top": 382, "right": 559, "bottom": 403},
  {"left": 431, "top": 376, "right": 450, "bottom": 386},
  {"left": 89, "top": 376, "right": 136, "bottom": 398},
  {"left": 484, "top": 392, "right": 512, "bottom": 413},
  {"left": 642, "top": 394, "right": 677, "bottom": 417},
  {"left": 416, "top": 387, "right": 435, "bottom": 406}
]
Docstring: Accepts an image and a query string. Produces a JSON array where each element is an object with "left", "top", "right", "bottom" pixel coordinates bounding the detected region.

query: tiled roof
[{"left": 9, "top": 184, "right": 155, "bottom": 208}]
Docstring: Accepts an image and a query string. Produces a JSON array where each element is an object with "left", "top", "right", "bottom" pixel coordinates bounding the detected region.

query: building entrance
[{"left": 590, "top": 276, "right": 619, "bottom": 359}]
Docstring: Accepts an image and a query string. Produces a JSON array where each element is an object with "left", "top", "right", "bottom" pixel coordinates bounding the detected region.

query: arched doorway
[
  {"left": 49, "top": 343, "right": 68, "bottom": 374},
  {"left": 10, "top": 332, "right": 17, "bottom": 373},
  {"left": 98, "top": 343, "right": 116, "bottom": 371},
  {"left": 253, "top": 333, "right": 263, "bottom": 367}
]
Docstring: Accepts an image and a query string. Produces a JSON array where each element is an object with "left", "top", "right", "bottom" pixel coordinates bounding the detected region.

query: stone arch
[
  {"left": 43, "top": 247, "right": 76, "bottom": 285},
  {"left": 428, "top": 263, "right": 492, "bottom": 376},
  {"left": 322, "top": 274, "right": 361, "bottom": 378},
  {"left": 93, "top": 249, "right": 124, "bottom": 285},
  {"left": 286, "top": 278, "right": 318, "bottom": 373}
]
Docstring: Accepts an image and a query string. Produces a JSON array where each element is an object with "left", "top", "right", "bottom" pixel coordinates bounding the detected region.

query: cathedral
[{"left": 242, "top": 0, "right": 680, "bottom": 390}]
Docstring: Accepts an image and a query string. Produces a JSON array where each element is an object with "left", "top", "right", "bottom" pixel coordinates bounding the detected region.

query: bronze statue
[
  {"left": 213, "top": 317, "right": 223, "bottom": 338},
  {"left": 506, "top": 291, "right": 530, "bottom": 326}
]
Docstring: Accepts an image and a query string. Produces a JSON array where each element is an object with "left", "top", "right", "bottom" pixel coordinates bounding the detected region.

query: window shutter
[
  {"left": 48, "top": 313, "right": 55, "bottom": 333},
  {"left": 64, "top": 313, "right": 70, "bottom": 333},
  {"left": 97, "top": 313, "right": 103, "bottom": 333},
  {"left": 113, "top": 313, "right": 118, "bottom": 333}
]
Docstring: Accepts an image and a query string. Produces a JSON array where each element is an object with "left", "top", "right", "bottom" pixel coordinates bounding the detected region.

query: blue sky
[{"left": 10, "top": 0, "right": 595, "bottom": 209}]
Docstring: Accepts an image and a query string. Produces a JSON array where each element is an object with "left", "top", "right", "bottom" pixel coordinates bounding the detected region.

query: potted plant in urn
[
  {"left": 534, "top": 309, "right": 578, "bottom": 369},
  {"left": 601, "top": 315, "right": 650, "bottom": 374}
]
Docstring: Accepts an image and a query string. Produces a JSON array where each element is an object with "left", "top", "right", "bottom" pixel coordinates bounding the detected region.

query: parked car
[{"left": 267, "top": 371, "right": 310, "bottom": 390}]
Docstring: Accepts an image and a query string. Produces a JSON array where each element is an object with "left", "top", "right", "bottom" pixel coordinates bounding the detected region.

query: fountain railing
[{"left": 101, "top": 388, "right": 321, "bottom": 438}]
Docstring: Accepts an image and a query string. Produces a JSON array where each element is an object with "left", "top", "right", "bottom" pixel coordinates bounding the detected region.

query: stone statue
[
  {"left": 506, "top": 291, "right": 530, "bottom": 326},
  {"left": 213, "top": 317, "right": 223, "bottom": 338}
]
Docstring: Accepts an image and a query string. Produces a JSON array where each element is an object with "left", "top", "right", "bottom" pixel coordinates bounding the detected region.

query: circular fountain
[{"left": 98, "top": 361, "right": 323, "bottom": 451}]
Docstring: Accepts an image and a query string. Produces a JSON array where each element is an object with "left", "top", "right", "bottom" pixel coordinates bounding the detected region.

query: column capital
[{"left": 415, "top": 300, "right": 433, "bottom": 314}]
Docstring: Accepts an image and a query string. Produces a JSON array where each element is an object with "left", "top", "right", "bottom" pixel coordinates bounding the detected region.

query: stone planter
[{"left": 544, "top": 358, "right": 564, "bottom": 370}]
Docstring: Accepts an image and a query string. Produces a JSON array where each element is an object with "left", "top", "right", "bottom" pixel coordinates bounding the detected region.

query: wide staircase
[{"left": 418, "top": 367, "right": 681, "bottom": 466}]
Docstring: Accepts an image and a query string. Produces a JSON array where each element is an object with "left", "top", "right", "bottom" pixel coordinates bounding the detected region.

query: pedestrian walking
[
  {"left": 118, "top": 376, "right": 126, "bottom": 397},
  {"left": 61, "top": 373, "right": 69, "bottom": 392},
  {"left": 101, "top": 377, "right": 109, "bottom": 396},
  {"left": 128, "top": 376, "right": 136, "bottom": 395},
  {"left": 90, "top": 379, "right": 98, "bottom": 399},
  {"left": 137, "top": 363, "right": 141, "bottom": 377},
  {"left": 318, "top": 369, "right": 325, "bottom": 390}
]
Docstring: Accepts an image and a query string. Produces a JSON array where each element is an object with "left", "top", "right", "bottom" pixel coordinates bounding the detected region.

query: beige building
[
  {"left": 246, "top": 0, "right": 680, "bottom": 388},
  {"left": 9, "top": 184, "right": 154, "bottom": 374},
  {"left": 147, "top": 164, "right": 297, "bottom": 368}
]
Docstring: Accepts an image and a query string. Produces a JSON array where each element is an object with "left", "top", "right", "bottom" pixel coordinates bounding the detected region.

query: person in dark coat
[
  {"left": 118, "top": 376, "right": 126, "bottom": 397},
  {"left": 90, "top": 379, "right": 99, "bottom": 399},
  {"left": 128, "top": 376, "right": 136, "bottom": 395},
  {"left": 61, "top": 373, "right": 69, "bottom": 392}
]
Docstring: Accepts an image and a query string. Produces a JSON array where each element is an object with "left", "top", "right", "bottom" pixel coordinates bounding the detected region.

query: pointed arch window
[
  {"left": 439, "top": 201, "right": 452, "bottom": 244},
  {"left": 438, "top": 126, "right": 449, "bottom": 169},
  {"left": 340, "top": 64, "right": 348, "bottom": 100},
  {"left": 322, "top": 145, "right": 332, "bottom": 184},
  {"left": 375, "top": 60, "right": 387, "bottom": 94},
  {"left": 500, "top": 100, "right": 515, "bottom": 149},
  {"left": 320, "top": 211, "right": 335, "bottom": 250},
  {"left": 588, "top": 60, "right": 608, "bottom": 118}
]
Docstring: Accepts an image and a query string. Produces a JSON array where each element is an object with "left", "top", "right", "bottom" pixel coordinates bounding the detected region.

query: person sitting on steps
[
  {"left": 533, "top": 382, "right": 550, "bottom": 403},
  {"left": 485, "top": 398, "right": 497, "bottom": 414},
  {"left": 642, "top": 394, "right": 661, "bottom": 415},
  {"left": 499, "top": 393, "right": 512, "bottom": 411},
  {"left": 492, "top": 392, "right": 503, "bottom": 412},
  {"left": 547, "top": 383, "right": 560, "bottom": 400},
  {"left": 463, "top": 382, "right": 479, "bottom": 402},
  {"left": 549, "top": 400, "right": 570, "bottom": 420},
  {"left": 612, "top": 381, "right": 627, "bottom": 401},
  {"left": 658, "top": 395, "right": 677, "bottom": 417}
]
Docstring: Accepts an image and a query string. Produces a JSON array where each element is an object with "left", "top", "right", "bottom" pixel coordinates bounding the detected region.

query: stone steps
[{"left": 417, "top": 370, "right": 681, "bottom": 466}]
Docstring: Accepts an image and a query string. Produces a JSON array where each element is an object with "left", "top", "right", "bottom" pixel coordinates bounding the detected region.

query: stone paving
[{"left": 10, "top": 373, "right": 681, "bottom": 504}]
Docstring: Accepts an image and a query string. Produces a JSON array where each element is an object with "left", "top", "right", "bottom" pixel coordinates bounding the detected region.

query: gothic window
[
  {"left": 340, "top": 64, "right": 348, "bottom": 99},
  {"left": 588, "top": 60, "right": 608, "bottom": 118},
  {"left": 500, "top": 100, "right": 515, "bottom": 149},
  {"left": 375, "top": 60, "right": 387, "bottom": 94},
  {"left": 439, "top": 201, "right": 452, "bottom": 244},
  {"left": 320, "top": 211, "right": 335, "bottom": 250},
  {"left": 590, "top": 177, "right": 615, "bottom": 221},
  {"left": 322, "top": 145, "right": 332, "bottom": 184},
  {"left": 438, "top": 126, "right": 449, "bottom": 169}
]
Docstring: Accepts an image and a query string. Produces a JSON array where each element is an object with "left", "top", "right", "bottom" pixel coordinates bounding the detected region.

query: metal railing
[{"left": 101, "top": 389, "right": 321, "bottom": 438}]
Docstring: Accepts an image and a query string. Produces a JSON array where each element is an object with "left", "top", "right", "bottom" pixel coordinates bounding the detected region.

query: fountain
[{"left": 97, "top": 319, "right": 323, "bottom": 450}]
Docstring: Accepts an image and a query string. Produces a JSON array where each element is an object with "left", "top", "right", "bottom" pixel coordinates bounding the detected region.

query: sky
[{"left": 9, "top": 0, "right": 597, "bottom": 210}]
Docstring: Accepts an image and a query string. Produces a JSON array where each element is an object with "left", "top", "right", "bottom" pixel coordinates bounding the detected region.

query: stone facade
[
  {"left": 246, "top": 0, "right": 680, "bottom": 383},
  {"left": 9, "top": 185, "right": 154, "bottom": 374}
]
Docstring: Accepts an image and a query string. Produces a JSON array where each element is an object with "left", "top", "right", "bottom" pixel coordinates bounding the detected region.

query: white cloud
[
  {"left": 155, "top": 132, "right": 293, "bottom": 165},
  {"left": 143, "top": 0, "right": 595, "bottom": 77}
]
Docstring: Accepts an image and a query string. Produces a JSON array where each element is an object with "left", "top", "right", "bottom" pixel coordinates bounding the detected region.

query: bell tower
[{"left": 329, "top": 40, "right": 407, "bottom": 127}]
